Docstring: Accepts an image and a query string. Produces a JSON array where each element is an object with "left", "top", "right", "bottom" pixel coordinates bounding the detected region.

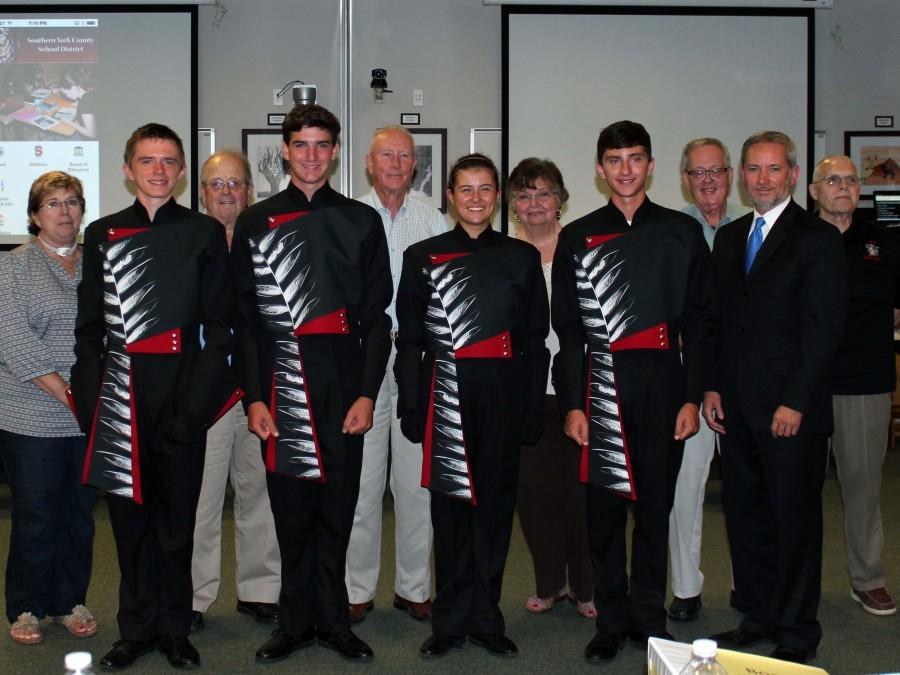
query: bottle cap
[{"left": 692, "top": 639, "right": 717, "bottom": 658}]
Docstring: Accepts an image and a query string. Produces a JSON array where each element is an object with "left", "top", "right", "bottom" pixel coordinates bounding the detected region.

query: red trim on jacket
[
  {"left": 293, "top": 308, "right": 349, "bottom": 336},
  {"left": 610, "top": 323, "right": 669, "bottom": 351},
  {"left": 126, "top": 328, "right": 182, "bottom": 354},
  {"left": 429, "top": 251, "right": 471, "bottom": 265},
  {"left": 267, "top": 211, "right": 309, "bottom": 229},
  {"left": 454, "top": 331, "right": 512, "bottom": 359}
]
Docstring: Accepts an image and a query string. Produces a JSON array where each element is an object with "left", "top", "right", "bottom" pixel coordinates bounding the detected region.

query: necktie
[{"left": 744, "top": 216, "right": 765, "bottom": 275}]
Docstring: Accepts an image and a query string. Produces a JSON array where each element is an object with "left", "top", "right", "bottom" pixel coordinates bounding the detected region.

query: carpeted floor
[{"left": 0, "top": 450, "right": 898, "bottom": 674}]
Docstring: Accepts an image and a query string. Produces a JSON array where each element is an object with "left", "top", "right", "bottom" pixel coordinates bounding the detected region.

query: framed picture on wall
[
  {"left": 844, "top": 131, "right": 900, "bottom": 208},
  {"left": 408, "top": 128, "right": 447, "bottom": 213},
  {"left": 242, "top": 128, "right": 289, "bottom": 202}
]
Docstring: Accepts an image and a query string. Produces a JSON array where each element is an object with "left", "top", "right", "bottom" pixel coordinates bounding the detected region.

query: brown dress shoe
[
  {"left": 851, "top": 588, "right": 897, "bottom": 616},
  {"left": 348, "top": 600, "right": 374, "bottom": 623},
  {"left": 393, "top": 594, "right": 432, "bottom": 621}
]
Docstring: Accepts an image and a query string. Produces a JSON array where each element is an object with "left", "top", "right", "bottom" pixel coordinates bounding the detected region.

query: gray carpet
[{"left": 1, "top": 450, "right": 898, "bottom": 674}]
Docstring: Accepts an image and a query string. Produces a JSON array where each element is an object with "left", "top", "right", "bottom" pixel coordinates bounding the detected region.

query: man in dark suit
[{"left": 703, "top": 131, "right": 847, "bottom": 664}]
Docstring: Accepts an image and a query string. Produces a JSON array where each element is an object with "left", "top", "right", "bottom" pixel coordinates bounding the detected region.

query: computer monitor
[{"left": 873, "top": 191, "right": 900, "bottom": 225}]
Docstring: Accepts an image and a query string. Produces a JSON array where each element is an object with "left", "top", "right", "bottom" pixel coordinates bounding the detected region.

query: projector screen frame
[
  {"left": 0, "top": 4, "right": 199, "bottom": 248},
  {"left": 501, "top": 4, "right": 815, "bottom": 232}
]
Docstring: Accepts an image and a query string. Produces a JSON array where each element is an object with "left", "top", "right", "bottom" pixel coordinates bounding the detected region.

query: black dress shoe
[
  {"left": 99, "top": 638, "right": 158, "bottom": 671},
  {"left": 158, "top": 635, "right": 200, "bottom": 670},
  {"left": 255, "top": 628, "right": 317, "bottom": 663},
  {"left": 317, "top": 629, "right": 374, "bottom": 661},
  {"left": 710, "top": 626, "right": 771, "bottom": 648},
  {"left": 468, "top": 633, "right": 518, "bottom": 656},
  {"left": 668, "top": 595, "right": 702, "bottom": 621},
  {"left": 628, "top": 630, "right": 673, "bottom": 648},
  {"left": 237, "top": 600, "right": 280, "bottom": 623},
  {"left": 189, "top": 611, "right": 204, "bottom": 633},
  {"left": 420, "top": 634, "right": 464, "bottom": 658},
  {"left": 770, "top": 645, "right": 814, "bottom": 664},
  {"left": 584, "top": 631, "right": 625, "bottom": 662}
]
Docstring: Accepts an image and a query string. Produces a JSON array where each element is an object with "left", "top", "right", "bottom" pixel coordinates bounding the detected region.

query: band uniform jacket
[
  {"left": 552, "top": 198, "right": 715, "bottom": 499},
  {"left": 394, "top": 225, "right": 550, "bottom": 504},
  {"left": 231, "top": 182, "right": 392, "bottom": 480},
  {"left": 707, "top": 200, "right": 847, "bottom": 433},
  {"left": 71, "top": 199, "right": 236, "bottom": 503}
]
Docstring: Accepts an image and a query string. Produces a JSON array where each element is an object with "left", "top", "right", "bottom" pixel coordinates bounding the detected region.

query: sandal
[
  {"left": 10, "top": 612, "right": 43, "bottom": 645},
  {"left": 525, "top": 590, "right": 567, "bottom": 614},
  {"left": 576, "top": 600, "right": 598, "bottom": 619},
  {"left": 55, "top": 605, "right": 97, "bottom": 638}
]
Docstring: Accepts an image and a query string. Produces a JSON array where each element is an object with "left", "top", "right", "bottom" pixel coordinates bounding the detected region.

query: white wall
[
  {"left": 197, "top": 0, "right": 500, "bottom": 208},
  {"left": 814, "top": 0, "right": 900, "bottom": 158},
  {"left": 196, "top": 0, "right": 897, "bottom": 200}
]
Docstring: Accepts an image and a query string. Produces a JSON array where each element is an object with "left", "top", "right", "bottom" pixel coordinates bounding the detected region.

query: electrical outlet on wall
[
  {"left": 273, "top": 88, "right": 284, "bottom": 106},
  {"left": 413, "top": 89, "right": 424, "bottom": 107}
]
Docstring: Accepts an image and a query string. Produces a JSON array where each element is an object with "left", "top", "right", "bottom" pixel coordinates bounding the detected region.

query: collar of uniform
[
  {"left": 452, "top": 222, "right": 499, "bottom": 249},
  {"left": 604, "top": 195, "right": 655, "bottom": 228},
  {"left": 130, "top": 197, "right": 182, "bottom": 225},
  {"left": 285, "top": 180, "right": 339, "bottom": 208}
]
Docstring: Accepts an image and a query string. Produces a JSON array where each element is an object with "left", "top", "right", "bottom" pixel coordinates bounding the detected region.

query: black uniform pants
[
  {"left": 265, "top": 438, "right": 362, "bottom": 637},
  {"left": 586, "top": 352, "right": 684, "bottom": 637},
  {"left": 107, "top": 435, "right": 205, "bottom": 641},
  {"left": 720, "top": 411, "right": 826, "bottom": 652},
  {"left": 430, "top": 359, "right": 523, "bottom": 638}
]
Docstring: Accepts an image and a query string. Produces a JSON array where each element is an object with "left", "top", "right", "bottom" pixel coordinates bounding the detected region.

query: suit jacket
[{"left": 708, "top": 200, "right": 847, "bottom": 434}]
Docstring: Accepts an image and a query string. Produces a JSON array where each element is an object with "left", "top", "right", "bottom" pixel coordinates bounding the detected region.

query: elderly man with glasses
[
  {"left": 809, "top": 155, "right": 899, "bottom": 618},
  {"left": 667, "top": 138, "right": 744, "bottom": 623},
  {"left": 189, "top": 150, "right": 282, "bottom": 633}
]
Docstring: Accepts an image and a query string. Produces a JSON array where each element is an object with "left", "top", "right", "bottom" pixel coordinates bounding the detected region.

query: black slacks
[
  {"left": 107, "top": 434, "right": 205, "bottom": 641},
  {"left": 430, "top": 358, "right": 523, "bottom": 638},
  {"left": 265, "top": 434, "right": 363, "bottom": 637},
  {"left": 586, "top": 352, "right": 684, "bottom": 637},
  {"left": 720, "top": 411, "right": 826, "bottom": 652}
]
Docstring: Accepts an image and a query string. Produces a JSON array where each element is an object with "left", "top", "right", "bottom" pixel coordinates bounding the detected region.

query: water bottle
[
  {"left": 678, "top": 639, "right": 727, "bottom": 675},
  {"left": 63, "top": 651, "right": 94, "bottom": 675}
]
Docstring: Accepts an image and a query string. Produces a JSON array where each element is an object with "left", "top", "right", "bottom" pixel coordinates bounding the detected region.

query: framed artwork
[
  {"left": 408, "top": 128, "right": 447, "bottom": 213},
  {"left": 844, "top": 131, "right": 900, "bottom": 208},
  {"left": 242, "top": 128, "right": 289, "bottom": 201}
]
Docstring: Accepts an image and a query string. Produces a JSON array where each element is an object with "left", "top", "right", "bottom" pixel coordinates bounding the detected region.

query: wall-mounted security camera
[{"left": 370, "top": 68, "right": 391, "bottom": 103}]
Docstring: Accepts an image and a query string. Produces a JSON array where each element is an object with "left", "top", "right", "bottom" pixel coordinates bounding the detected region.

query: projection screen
[
  {"left": 0, "top": 6, "right": 196, "bottom": 243},
  {"left": 503, "top": 7, "right": 813, "bottom": 228}
]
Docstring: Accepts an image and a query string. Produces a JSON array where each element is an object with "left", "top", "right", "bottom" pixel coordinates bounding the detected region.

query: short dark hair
[
  {"left": 447, "top": 153, "right": 499, "bottom": 191},
  {"left": 596, "top": 120, "right": 652, "bottom": 163},
  {"left": 27, "top": 171, "right": 85, "bottom": 236},
  {"left": 282, "top": 104, "right": 341, "bottom": 145},
  {"left": 505, "top": 157, "right": 569, "bottom": 205},
  {"left": 124, "top": 123, "right": 185, "bottom": 165}
]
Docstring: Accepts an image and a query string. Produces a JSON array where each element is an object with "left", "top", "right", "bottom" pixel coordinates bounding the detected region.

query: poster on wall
[
  {"left": 242, "top": 128, "right": 289, "bottom": 202},
  {"left": 844, "top": 131, "right": 900, "bottom": 208},
  {"left": 409, "top": 128, "right": 446, "bottom": 213}
]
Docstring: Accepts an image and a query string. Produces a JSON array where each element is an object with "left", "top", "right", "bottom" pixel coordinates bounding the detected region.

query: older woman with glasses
[
  {"left": 507, "top": 157, "right": 595, "bottom": 619},
  {"left": 0, "top": 171, "right": 96, "bottom": 645}
]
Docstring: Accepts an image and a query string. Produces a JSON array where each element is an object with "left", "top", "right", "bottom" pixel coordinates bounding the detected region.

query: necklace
[{"left": 38, "top": 236, "right": 78, "bottom": 258}]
